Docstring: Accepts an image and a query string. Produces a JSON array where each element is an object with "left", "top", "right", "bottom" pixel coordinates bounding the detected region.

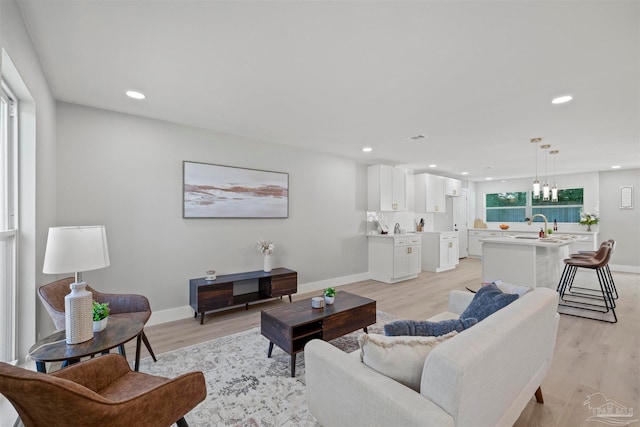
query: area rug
[{"left": 137, "top": 310, "right": 398, "bottom": 427}]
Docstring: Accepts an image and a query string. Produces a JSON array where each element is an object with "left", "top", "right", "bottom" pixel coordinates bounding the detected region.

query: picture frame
[
  {"left": 620, "top": 186, "right": 633, "bottom": 209},
  {"left": 183, "top": 161, "right": 289, "bottom": 218}
]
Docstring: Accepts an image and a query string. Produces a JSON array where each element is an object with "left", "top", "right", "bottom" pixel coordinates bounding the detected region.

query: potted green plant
[
  {"left": 92, "top": 301, "right": 110, "bottom": 332},
  {"left": 323, "top": 287, "right": 336, "bottom": 305}
]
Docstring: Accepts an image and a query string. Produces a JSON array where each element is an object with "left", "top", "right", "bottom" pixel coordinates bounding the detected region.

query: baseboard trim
[
  {"left": 147, "top": 271, "right": 370, "bottom": 326},
  {"left": 609, "top": 264, "right": 640, "bottom": 274}
]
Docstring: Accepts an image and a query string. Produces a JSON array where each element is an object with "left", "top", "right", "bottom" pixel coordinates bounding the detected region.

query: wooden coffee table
[{"left": 261, "top": 291, "right": 376, "bottom": 377}]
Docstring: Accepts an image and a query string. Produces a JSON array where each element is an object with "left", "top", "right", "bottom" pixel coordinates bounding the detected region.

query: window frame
[
  {"left": 484, "top": 188, "right": 584, "bottom": 224},
  {"left": 0, "top": 80, "right": 18, "bottom": 364}
]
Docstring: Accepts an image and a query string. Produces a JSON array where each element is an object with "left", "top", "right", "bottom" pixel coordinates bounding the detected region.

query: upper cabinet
[
  {"left": 415, "top": 173, "right": 446, "bottom": 213},
  {"left": 445, "top": 178, "right": 462, "bottom": 197},
  {"left": 368, "top": 165, "right": 407, "bottom": 212}
]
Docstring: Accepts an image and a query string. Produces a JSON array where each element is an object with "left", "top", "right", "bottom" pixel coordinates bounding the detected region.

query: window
[
  {"left": 0, "top": 81, "right": 18, "bottom": 363},
  {"left": 485, "top": 188, "right": 584, "bottom": 224},
  {"left": 486, "top": 192, "right": 527, "bottom": 222},
  {"left": 532, "top": 188, "right": 584, "bottom": 223}
]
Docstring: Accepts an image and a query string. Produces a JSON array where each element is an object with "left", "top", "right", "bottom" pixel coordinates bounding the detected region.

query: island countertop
[{"left": 480, "top": 234, "right": 582, "bottom": 248}]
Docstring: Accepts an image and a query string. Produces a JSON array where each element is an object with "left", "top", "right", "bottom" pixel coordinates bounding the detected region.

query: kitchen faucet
[
  {"left": 394, "top": 223, "right": 401, "bottom": 234},
  {"left": 526, "top": 214, "right": 548, "bottom": 237}
]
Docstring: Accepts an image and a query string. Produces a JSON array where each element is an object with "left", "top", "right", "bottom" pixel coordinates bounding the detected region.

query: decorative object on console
[
  {"left": 579, "top": 211, "right": 599, "bottom": 231},
  {"left": 92, "top": 300, "right": 110, "bottom": 332},
  {"left": 205, "top": 269, "right": 216, "bottom": 281},
  {"left": 183, "top": 161, "right": 289, "bottom": 218},
  {"left": 323, "top": 287, "right": 336, "bottom": 305},
  {"left": 257, "top": 239, "right": 275, "bottom": 272},
  {"left": 43, "top": 226, "right": 111, "bottom": 344}
]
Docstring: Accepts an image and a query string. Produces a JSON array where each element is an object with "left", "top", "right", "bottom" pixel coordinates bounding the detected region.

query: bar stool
[
  {"left": 556, "top": 242, "right": 617, "bottom": 323},
  {"left": 569, "top": 240, "right": 617, "bottom": 300}
]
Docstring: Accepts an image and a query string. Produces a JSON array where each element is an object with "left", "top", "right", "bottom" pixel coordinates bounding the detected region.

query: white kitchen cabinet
[
  {"left": 368, "top": 165, "right": 406, "bottom": 212},
  {"left": 368, "top": 235, "right": 421, "bottom": 283},
  {"left": 421, "top": 232, "right": 459, "bottom": 273},
  {"left": 445, "top": 177, "right": 462, "bottom": 196},
  {"left": 468, "top": 230, "right": 502, "bottom": 257},
  {"left": 414, "top": 173, "right": 446, "bottom": 213}
]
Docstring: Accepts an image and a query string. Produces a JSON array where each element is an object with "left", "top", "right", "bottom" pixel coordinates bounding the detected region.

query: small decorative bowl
[{"left": 499, "top": 224, "right": 510, "bottom": 230}]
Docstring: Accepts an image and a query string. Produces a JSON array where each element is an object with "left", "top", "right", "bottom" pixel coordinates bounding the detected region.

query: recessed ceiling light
[
  {"left": 485, "top": 177, "right": 493, "bottom": 180},
  {"left": 362, "top": 147, "right": 372, "bottom": 153},
  {"left": 501, "top": 180, "right": 507, "bottom": 183},
  {"left": 611, "top": 165, "right": 621, "bottom": 169},
  {"left": 429, "top": 164, "right": 437, "bottom": 168},
  {"left": 552, "top": 95, "right": 573, "bottom": 104},
  {"left": 461, "top": 172, "right": 469, "bottom": 176},
  {"left": 126, "top": 90, "right": 146, "bottom": 100}
]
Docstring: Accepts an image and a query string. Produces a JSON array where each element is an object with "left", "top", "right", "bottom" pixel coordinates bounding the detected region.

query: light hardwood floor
[{"left": 130, "top": 258, "right": 640, "bottom": 426}]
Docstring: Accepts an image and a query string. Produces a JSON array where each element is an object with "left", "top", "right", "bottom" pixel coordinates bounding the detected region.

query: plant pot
[
  {"left": 324, "top": 296, "right": 335, "bottom": 305},
  {"left": 93, "top": 317, "right": 108, "bottom": 332}
]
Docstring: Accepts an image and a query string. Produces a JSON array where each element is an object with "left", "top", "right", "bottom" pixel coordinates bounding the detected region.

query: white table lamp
[{"left": 43, "top": 226, "right": 110, "bottom": 344}]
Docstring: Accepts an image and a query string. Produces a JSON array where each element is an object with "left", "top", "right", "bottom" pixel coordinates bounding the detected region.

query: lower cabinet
[
  {"left": 468, "top": 230, "right": 502, "bottom": 257},
  {"left": 421, "top": 232, "right": 459, "bottom": 273},
  {"left": 368, "top": 235, "right": 421, "bottom": 284}
]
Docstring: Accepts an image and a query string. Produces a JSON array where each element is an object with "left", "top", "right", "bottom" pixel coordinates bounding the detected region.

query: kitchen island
[{"left": 481, "top": 235, "right": 581, "bottom": 289}]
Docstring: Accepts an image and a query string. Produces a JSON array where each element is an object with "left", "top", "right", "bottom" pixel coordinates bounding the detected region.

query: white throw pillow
[
  {"left": 493, "top": 279, "right": 532, "bottom": 296},
  {"left": 358, "top": 332, "right": 457, "bottom": 392}
]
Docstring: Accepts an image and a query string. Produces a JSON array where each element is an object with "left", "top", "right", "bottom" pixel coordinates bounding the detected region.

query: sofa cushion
[
  {"left": 460, "top": 283, "right": 518, "bottom": 321},
  {"left": 358, "top": 332, "right": 457, "bottom": 392},
  {"left": 384, "top": 318, "right": 477, "bottom": 337},
  {"left": 491, "top": 279, "right": 532, "bottom": 296}
]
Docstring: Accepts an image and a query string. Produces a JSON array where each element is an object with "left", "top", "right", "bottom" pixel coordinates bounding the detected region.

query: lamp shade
[{"left": 43, "top": 226, "right": 110, "bottom": 274}]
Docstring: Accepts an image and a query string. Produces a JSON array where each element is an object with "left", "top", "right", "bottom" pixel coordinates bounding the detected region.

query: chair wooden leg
[
  {"left": 141, "top": 330, "right": 158, "bottom": 362},
  {"left": 535, "top": 386, "right": 544, "bottom": 404},
  {"left": 176, "top": 417, "right": 189, "bottom": 427}
]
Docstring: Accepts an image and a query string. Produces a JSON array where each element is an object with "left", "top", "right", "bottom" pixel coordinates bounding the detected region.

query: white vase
[
  {"left": 93, "top": 317, "right": 108, "bottom": 332},
  {"left": 264, "top": 254, "right": 272, "bottom": 272},
  {"left": 324, "top": 296, "right": 335, "bottom": 305},
  {"left": 64, "top": 282, "right": 93, "bottom": 344}
]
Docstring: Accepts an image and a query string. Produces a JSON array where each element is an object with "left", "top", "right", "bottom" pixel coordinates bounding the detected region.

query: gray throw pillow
[
  {"left": 460, "top": 283, "right": 518, "bottom": 321},
  {"left": 384, "top": 317, "right": 478, "bottom": 337}
]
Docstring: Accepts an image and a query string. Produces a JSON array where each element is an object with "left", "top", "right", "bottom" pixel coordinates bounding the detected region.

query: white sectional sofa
[{"left": 305, "top": 287, "right": 559, "bottom": 427}]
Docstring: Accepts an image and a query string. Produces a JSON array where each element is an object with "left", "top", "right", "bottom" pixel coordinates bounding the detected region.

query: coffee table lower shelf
[{"left": 260, "top": 291, "right": 376, "bottom": 377}]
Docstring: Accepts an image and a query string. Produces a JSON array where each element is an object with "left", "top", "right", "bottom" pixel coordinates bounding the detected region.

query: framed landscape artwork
[{"left": 183, "top": 161, "right": 289, "bottom": 218}]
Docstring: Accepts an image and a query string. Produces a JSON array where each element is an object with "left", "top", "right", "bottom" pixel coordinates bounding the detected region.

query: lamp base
[{"left": 65, "top": 281, "right": 94, "bottom": 344}]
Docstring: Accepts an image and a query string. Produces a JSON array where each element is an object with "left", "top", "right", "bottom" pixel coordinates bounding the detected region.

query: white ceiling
[{"left": 16, "top": 0, "right": 640, "bottom": 181}]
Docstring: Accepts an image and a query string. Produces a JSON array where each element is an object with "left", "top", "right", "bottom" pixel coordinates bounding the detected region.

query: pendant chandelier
[
  {"left": 531, "top": 138, "right": 542, "bottom": 198},
  {"left": 541, "top": 144, "right": 551, "bottom": 201},
  {"left": 550, "top": 150, "right": 559, "bottom": 202}
]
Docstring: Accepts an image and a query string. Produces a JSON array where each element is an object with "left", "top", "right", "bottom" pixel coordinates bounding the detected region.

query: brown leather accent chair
[
  {"left": 0, "top": 354, "right": 206, "bottom": 427},
  {"left": 38, "top": 277, "right": 158, "bottom": 363}
]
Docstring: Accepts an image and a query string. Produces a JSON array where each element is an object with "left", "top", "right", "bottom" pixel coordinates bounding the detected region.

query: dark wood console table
[{"left": 189, "top": 267, "right": 297, "bottom": 324}]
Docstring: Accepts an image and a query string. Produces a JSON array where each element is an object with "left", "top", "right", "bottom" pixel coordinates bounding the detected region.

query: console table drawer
[
  {"left": 198, "top": 284, "right": 233, "bottom": 311},
  {"left": 269, "top": 273, "right": 297, "bottom": 297}
]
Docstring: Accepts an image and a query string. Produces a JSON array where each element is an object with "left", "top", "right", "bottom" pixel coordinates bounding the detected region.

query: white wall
[
  {"left": 55, "top": 102, "right": 369, "bottom": 327},
  {"left": 598, "top": 169, "right": 640, "bottom": 269},
  {"left": 1, "top": 0, "right": 57, "bottom": 358}
]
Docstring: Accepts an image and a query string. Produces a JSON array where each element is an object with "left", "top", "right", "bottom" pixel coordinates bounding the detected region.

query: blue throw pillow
[
  {"left": 384, "top": 318, "right": 478, "bottom": 337},
  {"left": 460, "top": 283, "right": 519, "bottom": 321}
]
